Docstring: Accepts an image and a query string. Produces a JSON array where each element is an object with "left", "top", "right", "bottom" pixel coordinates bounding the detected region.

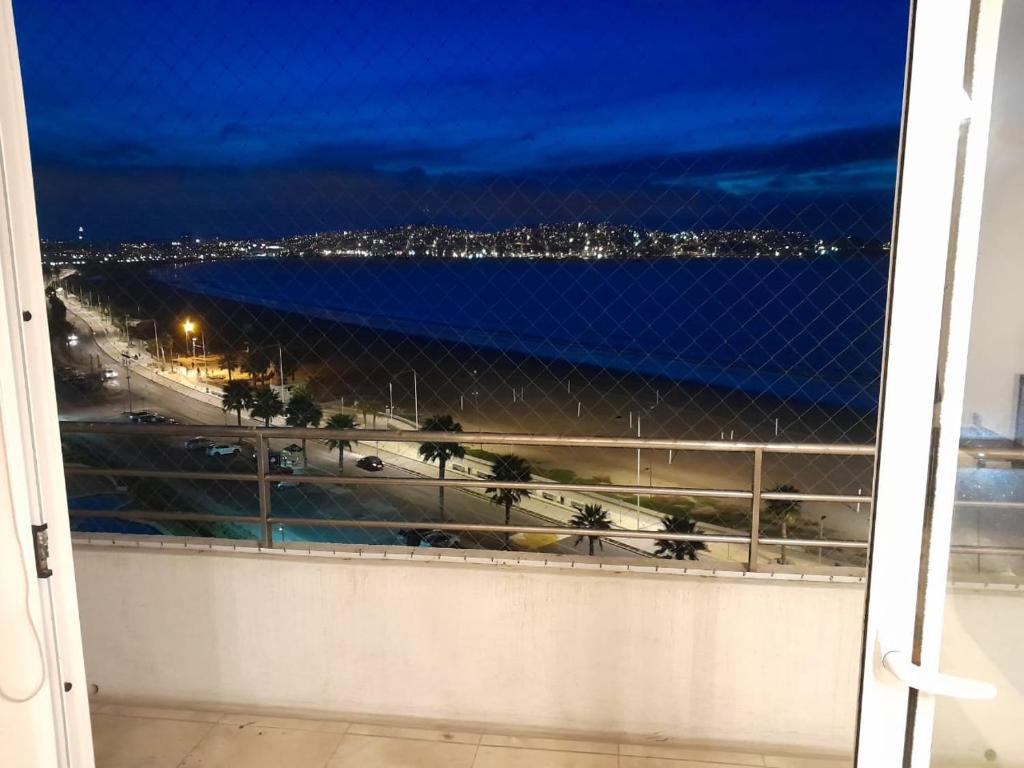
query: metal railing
[
  {"left": 61, "top": 422, "right": 1024, "bottom": 572},
  {"left": 61, "top": 421, "right": 878, "bottom": 571}
]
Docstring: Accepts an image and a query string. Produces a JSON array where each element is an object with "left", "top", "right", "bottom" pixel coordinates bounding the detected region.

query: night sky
[{"left": 14, "top": 0, "right": 909, "bottom": 241}]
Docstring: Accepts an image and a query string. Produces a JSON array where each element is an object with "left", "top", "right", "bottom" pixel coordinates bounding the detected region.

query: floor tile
[
  {"left": 98, "top": 704, "right": 224, "bottom": 723},
  {"left": 619, "top": 744, "right": 764, "bottom": 765},
  {"left": 472, "top": 745, "right": 618, "bottom": 767},
  {"left": 178, "top": 723, "right": 344, "bottom": 767},
  {"left": 620, "top": 758, "right": 764, "bottom": 768},
  {"left": 220, "top": 711, "right": 350, "bottom": 734},
  {"left": 90, "top": 713, "right": 214, "bottom": 768},
  {"left": 764, "top": 757, "right": 851, "bottom": 768},
  {"left": 347, "top": 721, "right": 480, "bottom": 744},
  {"left": 326, "top": 734, "right": 477, "bottom": 767},
  {"left": 480, "top": 734, "right": 617, "bottom": 755}
]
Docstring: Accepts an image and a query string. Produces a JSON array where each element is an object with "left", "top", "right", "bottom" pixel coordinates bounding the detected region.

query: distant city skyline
[{"left": 16, "top": 0, "right": 908, "bottom": 241}]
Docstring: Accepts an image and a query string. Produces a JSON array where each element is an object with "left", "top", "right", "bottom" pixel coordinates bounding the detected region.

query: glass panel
[{"left": 932, "top": 4, "right": 1024, "bottom": 764}]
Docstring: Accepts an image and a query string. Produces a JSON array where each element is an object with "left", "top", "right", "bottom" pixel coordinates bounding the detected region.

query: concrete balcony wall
[{"left": 71, "top": 539, "right": 867, "bottom": 754}]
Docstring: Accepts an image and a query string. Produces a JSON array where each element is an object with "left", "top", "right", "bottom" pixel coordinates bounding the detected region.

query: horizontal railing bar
[
  {"left": 954, "top": 500, "right": 1024, "bottom": 510},
  {"left": 257, "top": 474, "right": 753, "bottom": 499},
  {"left": 949, "top": 544, "right": 1024, "bottom": 556},
  {"left": 59, "top": 421, "right": 876, "bottom": 455},
  {"left": 758, "top": 536, "right": 868, "bottom": 549},
  {"left": 266, "top": 518, "right": 754, "bottom": 544},
  {"left": 761, "top": 492, "right": 873, "bottom": 504},
  {"left": 61, "top": 464, "right": 871, "bottom": 503},
  {"left": 63, "top": 467, "right": 259, "bottom": 482},
  {"left": 68, "top": 510, "right": 261, "bottom": 524},
  {"left": 960, "top": 447, "right": 1024, "bottom": 461},
  {"left": 67, "top": 510, "right": 752, "bottom": 544}
]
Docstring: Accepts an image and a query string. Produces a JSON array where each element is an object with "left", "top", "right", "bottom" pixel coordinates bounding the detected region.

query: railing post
[
  {"left": 257, "top": 433, "right": 272, "bottom": 547},
  {"left": 748, "top": 447, "right": 763, "bottom": 571}
]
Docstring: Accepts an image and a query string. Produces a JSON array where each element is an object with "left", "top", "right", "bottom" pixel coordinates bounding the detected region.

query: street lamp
[
  {"left": 391, "top": 369, "right": 419, "bottom": 427},
  {"left": 183, "top": 319, "right": 196, "bottom": 373}
]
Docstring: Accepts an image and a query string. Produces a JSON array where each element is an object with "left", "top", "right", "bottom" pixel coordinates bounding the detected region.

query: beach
[{"left": 73, "top": 258, "right": 881, "bottom": 542}]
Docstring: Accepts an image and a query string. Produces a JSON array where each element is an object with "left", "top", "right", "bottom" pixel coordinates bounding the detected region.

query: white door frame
[
  {"left": 0, "top": 0, "right": 95, "bottom": 764},
  {"left": 856, "top": 0, "right": 1004, "bottom": 764}
]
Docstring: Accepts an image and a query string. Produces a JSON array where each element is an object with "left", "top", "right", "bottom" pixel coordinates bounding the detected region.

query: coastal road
[{"left": 56, "top": 309, "right": 633, "bottom": 556}]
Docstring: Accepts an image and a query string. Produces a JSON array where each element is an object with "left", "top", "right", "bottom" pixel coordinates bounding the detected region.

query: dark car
[
  {"left": 137, "top": 414, "right": 176, "bottom": 424},
  {"left": 398, "top": 529, "right": 460, "bottom": 548},
  {"left": 125, "top": 410, "right": 153, "bottom": 422},
  {"left": 356, "top": 455, "right": 384, "bottom": 472}
]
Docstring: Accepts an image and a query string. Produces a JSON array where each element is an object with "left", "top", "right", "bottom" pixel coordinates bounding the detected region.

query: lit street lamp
[{"left": 183, "top": 319, "right": 196, "bottom": 373}]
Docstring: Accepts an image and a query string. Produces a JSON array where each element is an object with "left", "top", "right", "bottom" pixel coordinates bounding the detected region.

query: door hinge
[{"left": 31, "top": 523, "right": 52, "bottom": 578}]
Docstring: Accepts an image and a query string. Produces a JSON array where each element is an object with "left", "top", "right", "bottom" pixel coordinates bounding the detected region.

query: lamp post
[{"left": 393, "top": 368, "right": 419, "bottom": 427}]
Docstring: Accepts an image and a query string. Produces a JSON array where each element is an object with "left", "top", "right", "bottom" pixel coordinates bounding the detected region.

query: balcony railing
[
  {"left": 60, "top": 422, "right": 1024, "bottom": 574},
  {"left": 61, "top": 421, "right": 881, "bottom": 570}
]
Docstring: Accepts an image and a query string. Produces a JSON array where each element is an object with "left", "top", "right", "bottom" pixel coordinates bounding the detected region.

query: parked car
[
  {"left": 422, "top": 530, "right": 461, "bottom": 548},
  {"left": 269, "top": 465, "right": 294, "bottom": 475},
  {"left": 397, "top": 529, "right": 461, "bottom": 548},
  {"left": 101, "top": 368, "right": 118, "bottom": 379},
  {"left": 206, "top": 443, "right": 240, "bottom": 457},
  {"left": 185, "top": 437, "right": 214, "bottom": 451},
  {"left": 356, "top": 455, "right": 384, "bottom": 472},
  {"left": 125, "top": 410, "right": 153, "bottom": 422},
  {"left": 273, "top": 479, "right": 300, "bottom": 489},
  {"left": 282, "top": 443, "right": 303, "bottom": 454}
]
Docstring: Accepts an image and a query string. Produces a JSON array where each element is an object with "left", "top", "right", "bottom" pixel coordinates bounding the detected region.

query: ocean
[{"left": 152, "top": 256, "right": 888, "bottom": 410}]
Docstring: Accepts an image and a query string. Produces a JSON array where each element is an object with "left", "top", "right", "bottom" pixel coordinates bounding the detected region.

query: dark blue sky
[{"left": 14, "top": 0, "right": 909, "bottom": 241}]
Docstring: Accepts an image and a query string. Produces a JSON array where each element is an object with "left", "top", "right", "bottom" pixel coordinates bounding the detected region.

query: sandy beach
[{"left": 76, "top": 262, "right": 878, "bottom": 542}]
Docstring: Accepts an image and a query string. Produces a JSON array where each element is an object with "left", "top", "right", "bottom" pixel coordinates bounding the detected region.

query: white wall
[
  {"left": 961, "top": 0, "right": 1024, "bottom": 438},
  {"left": 72, "top": 542, "right": 866, "bottom": 754}
]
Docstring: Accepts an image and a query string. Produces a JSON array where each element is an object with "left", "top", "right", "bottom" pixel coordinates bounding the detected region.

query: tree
[
  {"left": 242, "top": 349, "right": 270, "bottom": 382},
  {"left": 221, "top": 380, "right": 254, "bottom": 433},
  {"left": 569, "top": 503, "right": 612, "bottom": 556},
  {"left": 359, "top": 397, "right": 386, "bottom": 429},
  {"left": 764, "top": 484, "right": 802, "bottom": 565},
  {"left": 324, "top": 413, "right": 357, "bottom": 471},
  {"left": 418, "top": 415, "right": 466, "bottom": 520},
  {"left": 486, "top": 454, "right": 532, "bottom": 549},
  {"left": 654, "top": 513, "right": 708, "bottom": 561},
  {"left": 250, "top": 386, "right": 284, "bottom": 427},
  {"left": 46, "top": 294, "right": 72, "bottom": 340},
  {"left": 285, "top": 385, "right": 322, "bottom": 466},
  {"left": 220, "top": 350, "right": 241, "bottom": 381}
]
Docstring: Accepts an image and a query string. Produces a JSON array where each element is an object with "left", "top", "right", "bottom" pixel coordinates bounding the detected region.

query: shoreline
[{"left": 150, "top": 256, "right": 886, "bottom": 411}]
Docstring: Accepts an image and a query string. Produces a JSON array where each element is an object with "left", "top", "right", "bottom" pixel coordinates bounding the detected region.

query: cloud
[{"left": 30, "top": 124, "right": 899, "bottom": 241}]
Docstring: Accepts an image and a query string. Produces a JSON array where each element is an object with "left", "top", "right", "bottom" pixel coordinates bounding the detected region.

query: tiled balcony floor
[{"left": 88, "top": 702, "right": 851, "bottom": 767}]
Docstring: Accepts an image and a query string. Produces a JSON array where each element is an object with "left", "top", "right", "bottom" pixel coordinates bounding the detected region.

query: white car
[
  {"left": 205, "top": 443, "right": 240, "bottom": 457},
  {"left": 101, "top": 368, "right": 118, "bottom": 379}
]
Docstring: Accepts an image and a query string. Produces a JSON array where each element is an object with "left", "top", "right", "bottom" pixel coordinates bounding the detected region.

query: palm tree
[
  {"left": 220, "top": 380, "right": 254, "bottom": 437},
  {"left": 250, "top": 386, "right": 284, "bottom": 427},
  {"left": 220, "top": 349, "right": 241, "bottom": 381},
  {"left": 285, "top": 385, "right": 322, "bottom": 466},
  {"left": 242, "top": 349, "right": 270, "bottom": 382},
  {"left": 417, "top": 414, "right": 465, "bottom": 521},
  {"left": 324, "top": 413, "right": 357, "bottom": 472},
  {"left": 765, "top": 484, "right": 802, "bottom": 564},
  {"left": 569, "top": 503, "right": 612, "bottom": 556},
  {"left": 486, "top": 454, "right": 532, "bottom": 549},
  {"left": 654, "top": 513, "right": 708, "bottom": 561}
]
